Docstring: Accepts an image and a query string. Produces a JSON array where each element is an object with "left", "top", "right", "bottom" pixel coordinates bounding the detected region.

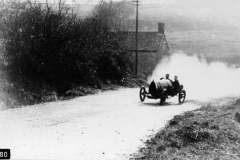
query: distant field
[{"left": 166, "top": 29, "right": 240, "bottom": 65}]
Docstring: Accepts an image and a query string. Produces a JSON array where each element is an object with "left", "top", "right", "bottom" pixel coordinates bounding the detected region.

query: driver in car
[
  {"left": 160, "top": 74, "right": 173, "bottom": 83},
  {"left": 160, "top": 74, "right": 173, "bottom": 95}
]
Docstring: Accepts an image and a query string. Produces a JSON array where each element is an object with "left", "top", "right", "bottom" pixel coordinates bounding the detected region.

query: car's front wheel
[{"left": 140, "top": 87, "right": 146, "bottom": 102}]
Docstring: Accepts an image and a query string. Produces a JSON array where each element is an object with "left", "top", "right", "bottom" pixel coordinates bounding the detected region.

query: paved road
[{"left": 0, "top": 88, "right": 200, "bottom": 160}]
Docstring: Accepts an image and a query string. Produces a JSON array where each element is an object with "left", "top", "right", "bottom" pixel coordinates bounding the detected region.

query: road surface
[{"left": 0, "top": 88, "right": 200, "bottom": 160}]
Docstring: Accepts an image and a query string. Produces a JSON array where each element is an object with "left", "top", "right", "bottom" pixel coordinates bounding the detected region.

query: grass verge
[{"left": 133, "top": 97, "right": 240, "bottom": 160}]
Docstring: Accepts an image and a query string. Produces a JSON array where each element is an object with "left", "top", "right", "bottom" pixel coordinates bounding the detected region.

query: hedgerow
[{"left": 0, "top": 0, "right": 133, "bottom": 99}]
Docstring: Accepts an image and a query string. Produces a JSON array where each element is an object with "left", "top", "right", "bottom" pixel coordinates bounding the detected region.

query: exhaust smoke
[{"left": 148, "top": 53, "right": 240, "bottom": 101}]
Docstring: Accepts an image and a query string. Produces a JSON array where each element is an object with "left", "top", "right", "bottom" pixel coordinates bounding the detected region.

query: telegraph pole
[{"left": 133, "top": 0, "right": 140, "bottom": 75}]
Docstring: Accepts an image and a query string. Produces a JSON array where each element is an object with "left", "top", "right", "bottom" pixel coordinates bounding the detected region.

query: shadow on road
[
  {"left": 183, "top": 99, "right": 200, "bottom": 104},
  {"left": 139, "top": 101, "right": 174, "bottom": 107},
  {"left": 139, "top": 99, "right": 196, "bottom": 107}
]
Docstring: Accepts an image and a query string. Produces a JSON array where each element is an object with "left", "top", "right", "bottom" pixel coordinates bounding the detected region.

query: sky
[{"left": 70, "top": 0, "right": 240, "bottom": 28}]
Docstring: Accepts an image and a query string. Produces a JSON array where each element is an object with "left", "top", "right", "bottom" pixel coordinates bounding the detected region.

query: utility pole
[{"left": 133, "top": 0, "right": 140, "bottom": 75}]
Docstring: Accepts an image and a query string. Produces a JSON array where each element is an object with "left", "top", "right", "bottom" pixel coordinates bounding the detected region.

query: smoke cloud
[{"left": 148, "top": 53, "right": 240, "bottom": 101}]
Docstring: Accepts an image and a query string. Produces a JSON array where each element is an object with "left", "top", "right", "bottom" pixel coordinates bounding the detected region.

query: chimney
[{"left": 158, "top": 23, "right": 165, "bottom": 35}]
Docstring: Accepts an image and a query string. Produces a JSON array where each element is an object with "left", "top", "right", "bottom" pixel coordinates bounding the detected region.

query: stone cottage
[{"left": 121, "top": 23, "right": 169, "bottom": 77}]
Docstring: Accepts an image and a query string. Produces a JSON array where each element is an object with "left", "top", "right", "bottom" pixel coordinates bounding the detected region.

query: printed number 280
[{"left": 0, "top": 149, "right": 10, "bottom": 159}]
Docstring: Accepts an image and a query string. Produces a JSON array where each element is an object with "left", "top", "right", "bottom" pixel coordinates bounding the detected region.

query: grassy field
[
  {"left": 166, "top": 29, "right": 240, "bottom": 65},
  {"left": 133, "top": 97, "right": 240, "bottom": 159}
]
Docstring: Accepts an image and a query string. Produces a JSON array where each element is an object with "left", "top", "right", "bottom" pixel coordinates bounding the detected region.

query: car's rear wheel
[
  {"left": 179, "top": 90, "right": 186, "bottom": 103},
  {"left": 140, "top": 87, "right": 146, "bottom": 102}
]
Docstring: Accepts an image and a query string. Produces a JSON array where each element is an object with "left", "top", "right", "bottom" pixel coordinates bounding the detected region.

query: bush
[{"left": 0, "top": 0, "right": 133, "bottom": 96}]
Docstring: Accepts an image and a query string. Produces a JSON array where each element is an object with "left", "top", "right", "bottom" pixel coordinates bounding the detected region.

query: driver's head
[
  {"left": 174, "top": 75, "right": 178, "bottom": 81},
  {"left": 166, "top": 74, "right": 169, "bottom": 79}
]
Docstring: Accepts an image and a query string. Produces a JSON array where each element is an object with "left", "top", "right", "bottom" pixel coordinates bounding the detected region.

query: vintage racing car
[{"left": 139, "top": 79, "right": 186, "bottom": 105}]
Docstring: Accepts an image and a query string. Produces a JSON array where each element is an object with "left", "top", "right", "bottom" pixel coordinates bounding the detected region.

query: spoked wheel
[
  {"left": 140, "top": 86, "right": 147, "bottom": 102},
  {"left": 179, "top": 90, "right": 186, "bottom": 103}
]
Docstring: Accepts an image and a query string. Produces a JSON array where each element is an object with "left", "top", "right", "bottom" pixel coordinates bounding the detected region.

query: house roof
[{"left": 120, "top": 31, "right": 169, "bottom": 52}]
